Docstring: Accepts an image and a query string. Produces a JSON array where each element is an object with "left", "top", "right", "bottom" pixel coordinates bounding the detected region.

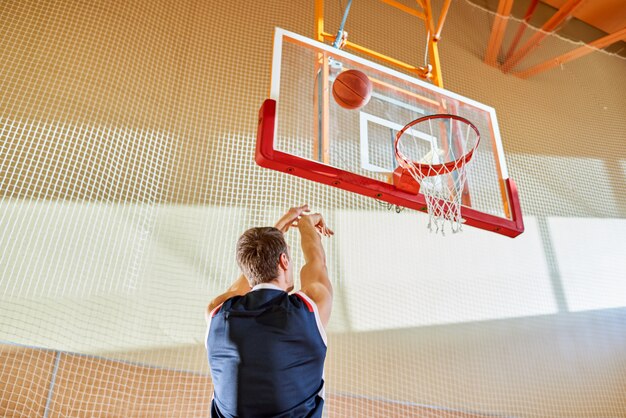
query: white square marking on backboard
[{"left": 359, "top": 112, "right": 435, "bottom": 173}]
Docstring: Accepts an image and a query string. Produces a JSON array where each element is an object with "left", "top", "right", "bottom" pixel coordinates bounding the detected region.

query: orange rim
[{"left": 394, "top": 114, "right": 480, "bottom": 177}]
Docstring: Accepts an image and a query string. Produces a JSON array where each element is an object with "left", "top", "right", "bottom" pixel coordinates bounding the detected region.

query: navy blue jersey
[{"left": 206, "top": 284, "right": 327, "bottom": 418}]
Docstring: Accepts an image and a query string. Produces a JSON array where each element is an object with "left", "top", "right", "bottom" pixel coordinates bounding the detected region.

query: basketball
[{"left": 332, "top": 69, "right": 372, "bottom": 110}]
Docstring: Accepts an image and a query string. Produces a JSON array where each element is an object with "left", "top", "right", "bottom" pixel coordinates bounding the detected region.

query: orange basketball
[{"left": 332, "top": 69, "right": 372, "bottom": 110}]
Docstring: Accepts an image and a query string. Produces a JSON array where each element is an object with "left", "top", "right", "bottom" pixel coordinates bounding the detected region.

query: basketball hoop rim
[{"left": 394, "top": 114, "right": 481, "bottom": 177}]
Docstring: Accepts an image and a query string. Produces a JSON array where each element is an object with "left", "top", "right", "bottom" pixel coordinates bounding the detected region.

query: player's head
[{"left": 236, "top": 227, "right": 293, "bottom": 289}]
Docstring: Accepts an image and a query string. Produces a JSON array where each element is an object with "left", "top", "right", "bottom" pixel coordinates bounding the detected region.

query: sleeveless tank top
[{"left": 206, "top": 284, "right": 327, "bottom": 417}]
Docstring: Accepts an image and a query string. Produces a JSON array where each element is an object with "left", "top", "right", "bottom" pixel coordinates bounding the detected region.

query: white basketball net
[{"left": 395, "top": 114, "right": 480, "bottom": 234}]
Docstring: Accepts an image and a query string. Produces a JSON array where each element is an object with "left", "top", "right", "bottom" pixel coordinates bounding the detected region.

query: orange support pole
[
  {"left": 423, "top": 0, "right": 443, "bottom": 87},
  {"left": 484, "top": 0, "right": 514, "bottom": 66},
  {"left": 428, "top": 40, "right": 443, "bottom": 88},
  {"left": 314, "top": 0, "right": 329, "bottom": 163},
  {"left": 502, "top": 0, "right": 586, "bottom": 72},
  {"left": 434, "top": 0, "right": 452, "bottom": 41},
  {"left": 315, "top": 0, "right": 324, "bottom": 42},
  {"left": 423, "top": 0, "right": 437, "bottom": 38}
]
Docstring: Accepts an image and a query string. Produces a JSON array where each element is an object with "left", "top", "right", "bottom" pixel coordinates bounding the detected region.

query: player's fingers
[
  {"left": 295, "top": 204, "right": 309, "bottom": 212},
  {"left": 290, "top": 205, "right": 309, "bottom": 219},
  {"left": 318, "top": 224, "right": 331, "bottom": 236}
]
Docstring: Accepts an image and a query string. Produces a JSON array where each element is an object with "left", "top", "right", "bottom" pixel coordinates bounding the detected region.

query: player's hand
[
  {"left": 274, "top": 204, "right": 310, "bottom": 234},
  {"left": 299, "top": 213, "right": 334, "bottom": 237}
]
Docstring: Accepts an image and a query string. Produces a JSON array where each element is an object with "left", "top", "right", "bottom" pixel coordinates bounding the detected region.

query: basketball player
[{"left": 205, "top": 204, "right": 333, "bottom": 417}]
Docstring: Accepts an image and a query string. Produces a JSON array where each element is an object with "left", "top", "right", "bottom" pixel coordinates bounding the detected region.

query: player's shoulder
[
  {"left": 299, "top": 282, "right": 332, "bottom": 305},
  {"left": 205, "top": 294, "right": 244, "bottom": 321},
  {"left": 294, "top": 285, "right": 332, "bottom": 315},
  {"left": 297, "top": 283, "right": 332, "bottom": 329},
  {"left": 290, "top": 291, "right": 317, "bottom": 312}
]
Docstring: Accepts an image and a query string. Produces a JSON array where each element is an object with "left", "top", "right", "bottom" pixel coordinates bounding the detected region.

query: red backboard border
[{"left": 256, "top": 99, "right": 524, "bottom": 237}]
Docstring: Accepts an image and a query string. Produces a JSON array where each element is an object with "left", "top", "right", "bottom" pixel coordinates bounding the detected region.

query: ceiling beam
[
  {"left": 434, "top": 0, "right": 452, "bottom": 41},
  {"left": 513, "top": 26, "right": 626, "bottom": 78},
  {"left": 484, "top": 0, "right": 515, "bottom": 66},
  {"left": 503, "top": 0, "right": 539, "bottom": 61},
  {"left": 502, "top": 0, "right": 586, "bottom": 72}
]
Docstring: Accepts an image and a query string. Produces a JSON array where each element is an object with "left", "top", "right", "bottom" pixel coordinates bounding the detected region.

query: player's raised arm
[
  {"left": 298, "top": 213, "right": 334, "bottom": 328},
  {"left": 206, "top": 205, "right": 311, "bottom": 320}
]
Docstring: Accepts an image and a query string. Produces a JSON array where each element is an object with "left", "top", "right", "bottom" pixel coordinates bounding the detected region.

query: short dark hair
[{"left": 236, "top": 227, "right": 288, "bottom": 286}]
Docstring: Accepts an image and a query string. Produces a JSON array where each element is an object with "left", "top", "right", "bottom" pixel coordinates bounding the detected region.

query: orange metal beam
[
  {"left": 314, "top": 0, "right": 328, "bottom": 163},
  {"left": 484, "top": 0, "right": 515, "bottom": 66},
  {"left": 423, "top": 0, "right": 443, "bottom": 87},
  {"left": 316, "top": 0, "right": 446, "bottom": 85},
  {"left": 320, "top": 31, "right": 429, "bottom": 77},
  {"left": 423, "top": 0, "right": 437, "bottom": 38},
  {"left": 502, "top": 0, "right": 586, "bottom": 72},
  {"left": 428, "top": 40, "right": 443, "bottom": 88},
  {"left": 315, "top": 0, "right": 324, "bottom": 41},
  {"left": 503, "top": 0, "right": 539, "bottom": 60},
  {"left": 434, "top": 0, "right": 452, "bottom": 41},
  {"left": 513, "top": 26, "right": 626, "bottom": 78},
  {"left": 380, "top": 0, "right": 425, "bottom": 20},
  {"left": 368, "top": 77, "right": 441, "bottom": 108},
  {"left": 320, "top": 55, "right": 330, "bottom": 163}
]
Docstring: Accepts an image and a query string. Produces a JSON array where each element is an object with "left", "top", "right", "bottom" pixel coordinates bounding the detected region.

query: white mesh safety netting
[{"left": 1, "top": 0, "right": 626, "bottom": 416}]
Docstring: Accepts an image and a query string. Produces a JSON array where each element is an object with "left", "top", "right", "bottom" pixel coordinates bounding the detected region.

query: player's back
[{"left": 206, "top": 283, "right": 327, "bottom": 417}]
